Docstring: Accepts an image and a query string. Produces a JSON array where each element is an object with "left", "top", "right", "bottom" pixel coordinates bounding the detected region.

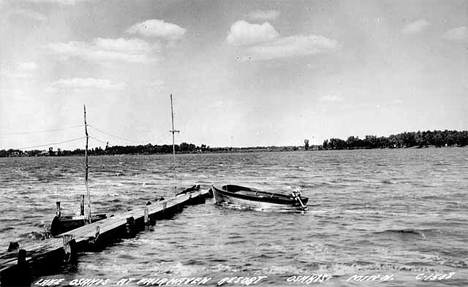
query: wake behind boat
[{"left": 211, "top": 185, "right": 308, "bottom": 211}]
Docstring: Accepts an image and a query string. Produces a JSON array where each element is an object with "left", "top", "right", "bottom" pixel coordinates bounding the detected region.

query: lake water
[{"left": 0, "top": 148, "right": 467, "bottom": 286}]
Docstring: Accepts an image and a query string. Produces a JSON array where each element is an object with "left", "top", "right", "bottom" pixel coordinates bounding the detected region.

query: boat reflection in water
[{"left": 210, "top": 185, "right": 308, "bottom": 212}]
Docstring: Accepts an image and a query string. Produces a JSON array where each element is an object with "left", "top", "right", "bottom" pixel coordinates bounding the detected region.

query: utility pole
[
  {"left": 84, "top": 104, "right": 91, "bottom": 223},
  {"left": 169, "top": 95, "right": 179, "bottom": 191}
]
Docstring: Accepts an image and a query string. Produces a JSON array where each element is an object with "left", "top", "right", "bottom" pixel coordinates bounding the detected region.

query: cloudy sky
[{"left": 0, "top": 0, "right": 467, "bottom": 149}]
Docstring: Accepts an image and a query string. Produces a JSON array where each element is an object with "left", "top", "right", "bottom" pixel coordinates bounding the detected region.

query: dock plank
[{"left": 0, "top": 189, "right": 211, "bottom": 281}]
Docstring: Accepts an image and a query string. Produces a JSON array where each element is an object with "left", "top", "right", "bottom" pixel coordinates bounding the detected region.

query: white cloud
[
  {"left": 245, "top": 35, "right": 338, "bottom": 61},
  {"left": 10, "top": 9, "right": 47, "bottom": 21},
  {"left": 94, "top": 38, "right": 159, "bottom": 54},
  {"left": 126, "top": 19, "right": 186, "bottom": 40},
  {"left": 319, "top": 95, "right": 344, "bottom": 102},
  {"left": 249, "top": 10, "right": 280, "bottom": 20},
  {"left": 48, "top": 38, "right": 159, "bottom": 63},
  {"left": 443, "top": 26, "right": 467, "bottom": 42},
  {"left": 48, "top": 78, "right": 126, "bottom": 92},
  {"left": 227, "top": 20, "right": 279, "bottom": 46},
  {"left": 227, "top": 20, "right": 338, "bottom": 60},
  {"left": 402, "top": 19, "right": 430, "bottom": 34}
]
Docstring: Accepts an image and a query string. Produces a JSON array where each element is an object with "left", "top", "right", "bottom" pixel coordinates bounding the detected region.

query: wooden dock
[{"left": 0, "top": 188, "right": 212, "bottom": 286}]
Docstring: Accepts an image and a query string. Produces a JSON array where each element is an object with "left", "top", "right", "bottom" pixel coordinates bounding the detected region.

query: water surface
[{"left": 0, "top": 148, "right": 467, "bottom": 286}]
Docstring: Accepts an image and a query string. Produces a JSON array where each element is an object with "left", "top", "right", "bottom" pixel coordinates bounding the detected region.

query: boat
[
  {"left": 49, "top": 105, "right": 106, "bottom": 237},
  {"left": 50, "top": 209, "right": 107, "bottom": 237},
  {"left": 210, "top": 185, "right": 308, "bottom": 211}
]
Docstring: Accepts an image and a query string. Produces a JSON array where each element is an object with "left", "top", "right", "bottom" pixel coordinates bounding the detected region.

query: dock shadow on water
[{"left": 1, "top": 148, "right": 468, "bottom": 286}]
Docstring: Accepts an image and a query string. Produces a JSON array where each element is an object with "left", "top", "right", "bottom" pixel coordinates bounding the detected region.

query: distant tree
[
  {"left": 323, "top": 139, "right": 329, "bottom": 150},
  {"left": 433, "top": 133, "right": 444, "bottom": 147},
  {"left": 304, "top": 139, "right": 309, "bottom": 150},
  {"left": 377, "top": 136, "right": 390, "bottom": 148},
  {"left": 346, "top": 136, "right": 358, "bottom": 149},
  {"left": 460, "top": 131, "right": 468, "bottom": 147},
  {"left": 189, "top": 143, "right": 196, "bottom": 151},
  {"left": 414, "top": 131, "right": 423, "bottom": 148},
  {"left": 446, "top": 132, "right": 456, "bottom": 146},
  {"left": 401, "top": 132, "right": 417, "bottom": 147},
  {"left": 364, "top": 135, "right": 378, "bottom": 149},
  {"left": 180, "top": 142, "right": 189, "bottom": 152},
  {"left": 328, "top": 138, "right": 346, "bottom": 150}
]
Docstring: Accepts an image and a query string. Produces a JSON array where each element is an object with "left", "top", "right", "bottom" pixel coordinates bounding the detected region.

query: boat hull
[
  {"left": 211, "top": 185, "right": 308, "bottom": 212},
  {"left": 50, "top": 214, "right": 107, "bottom": 236}
]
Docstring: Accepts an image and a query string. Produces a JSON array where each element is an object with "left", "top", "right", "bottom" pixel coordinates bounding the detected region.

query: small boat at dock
[
  {"left": 50, "top": 211, "right": 107, "bottom": 237},
  {"left": 210, "top": 185, "right": 308, "bottom": 211}
]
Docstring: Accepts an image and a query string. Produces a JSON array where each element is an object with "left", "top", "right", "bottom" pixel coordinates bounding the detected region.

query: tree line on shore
[
  {"left": 322, "top": 130, "right": 468, "bottom": 150},
  {"left": 0, "top": 142, "right": 211, "bottom": 157},
  {"left": 1, "top": 130, "right": 467, "bottom": 157}
]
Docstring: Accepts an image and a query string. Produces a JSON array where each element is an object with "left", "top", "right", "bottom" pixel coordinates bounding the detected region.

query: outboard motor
[{"left": 291, "top": 187, "right": 306, "bottom": 210}]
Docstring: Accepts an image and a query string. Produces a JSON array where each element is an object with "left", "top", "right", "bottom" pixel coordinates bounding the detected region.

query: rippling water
[{"left": 0, "top": 148, "right": 467, "bottom": 286}]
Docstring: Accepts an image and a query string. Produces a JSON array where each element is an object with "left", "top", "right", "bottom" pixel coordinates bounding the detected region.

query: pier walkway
[{"left": 0, "top": 188, "right": 212, "bottom": 286}]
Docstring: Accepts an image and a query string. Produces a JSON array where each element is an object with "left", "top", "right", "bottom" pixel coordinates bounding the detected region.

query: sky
[{"left": 0, "top": 0, "right": 467, "bottom": 150}]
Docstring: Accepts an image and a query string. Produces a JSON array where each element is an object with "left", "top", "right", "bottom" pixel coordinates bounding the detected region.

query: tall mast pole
[
  {"left": 169, "top": 95, "right": 179, "bottom": 190},
  {"left": 84, "top": 105, "right": 91, "bottom": 223}
]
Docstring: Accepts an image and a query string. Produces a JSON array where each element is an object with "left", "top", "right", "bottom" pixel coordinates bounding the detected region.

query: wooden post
[
  {"left": 144, "top": 207, "right": 149, "bottom": 225},
  {"left": 86, "top": 225, "right": 101, "bottom": 247},
  {"left": 94, "top": 226, "right": 100, "bottom": 242},
  {"left": 56, "top": 202, "right": 61, "bottom": 218},
  {"left": 80, "top": 195, "right": 85, "bottom": 216},
  {"left": 126, "top": 217, "right": 136, "bottom": 236},
  {"left": 17, "top": 249, "right": 30, "bottom": 286},
  {"left": 17, "top": 249, "right": 26, "bottom": 265},
  {"left": 1, "top": 249, "right": 30, "bottom": 287},
  {"left": 63, "top": 235, "right": 75, "bottom": 263}
]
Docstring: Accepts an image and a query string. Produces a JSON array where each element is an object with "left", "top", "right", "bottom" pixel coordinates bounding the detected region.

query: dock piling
[
  {"left": 62, "top": 235, "right": 75, "bottom": 263},
  {"left": 94, "top": 226, "right": 100, "bottom": 243},
  {"left": 144, "top": 207, "right": 149, "bottom": 226},
  {"left": 125, "top": 217, "right": 136, "bottom": 237},
  {"left": 80, "top": 195, "right": 85, "bottom": 216},
  {"left": 55, "top": 202, "right": 61, "bottom": 218}
]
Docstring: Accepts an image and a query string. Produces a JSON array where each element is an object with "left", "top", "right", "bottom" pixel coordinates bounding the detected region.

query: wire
[
  {"left": 153, "top": 133, "right": 172, "bottom": 144},
  {"left": 89, "top": 136, "right": 108, "bottom": 145},
  {"left": 87, "top": 125, "right": 145, "bottom": 144},
  {"left": 17, "top": 137, "right": 86, "bottom": 150},
  {"left": 0, "top": 125, "right": 84, "bottom": 138},
  {"left": 1, "top": 122, "right": 179, "bottom": 150},
  {"left": 88, "top": 124, "right": 173, "bottom": 146}
]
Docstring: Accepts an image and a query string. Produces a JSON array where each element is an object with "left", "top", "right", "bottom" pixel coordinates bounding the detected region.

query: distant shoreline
[
  {"left": 1, "top": 144, "right": 466, "bottom": 158},
  {"left": 2, "top": 129, "right": 467, "bottom": 157}
]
